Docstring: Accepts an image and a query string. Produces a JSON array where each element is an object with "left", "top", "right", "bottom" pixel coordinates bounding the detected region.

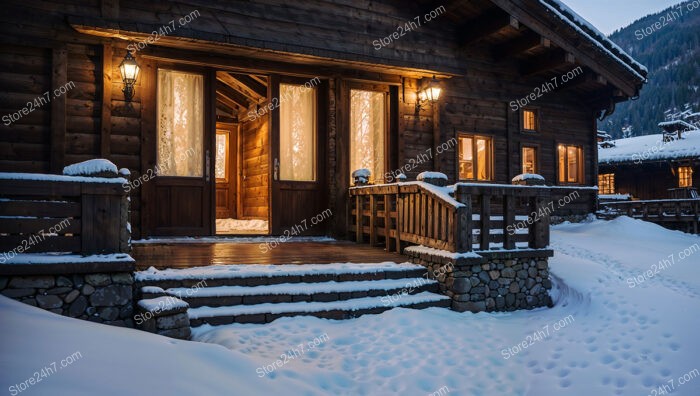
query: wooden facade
[{"left": 0, "top": 0, "right": 646, "bottom": 239}]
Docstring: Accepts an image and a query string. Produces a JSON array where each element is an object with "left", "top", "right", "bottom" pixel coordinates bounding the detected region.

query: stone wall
[
  {"left": 406, "top": 249, "right": 553, "bottom": 313},
  {"left": 0, "top": 263, "right": 135, "bottom": 327}
]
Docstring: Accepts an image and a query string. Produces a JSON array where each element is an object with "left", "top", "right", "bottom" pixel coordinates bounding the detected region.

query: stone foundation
[
  {"left": 0, "top": 264, "right": 135, "bottom": 327},
  {"left": 406, "top": 249, "right": 553, "bottom": 312}
]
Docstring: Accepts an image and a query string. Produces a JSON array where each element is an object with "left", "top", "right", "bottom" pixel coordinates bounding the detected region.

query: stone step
[
  {"left": 188, "top": 292, "right": 451, "bottom": 326},
  {"left": 165, "top": 277, "right": 439, "bottom": 307},
  {"left": 135, "top": 263, "right": 426, "bottom": 289}
]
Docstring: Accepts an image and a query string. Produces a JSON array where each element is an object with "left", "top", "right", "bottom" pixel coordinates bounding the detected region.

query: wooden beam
[
  {"left": 217, "top": 72, "right": 264, "bottom": 103},
  {"left": 493, "top": 30, "right": 550, "bottom": 60},
  {"left": 249, "top": 75, "right": 268, "bottom": 87},
  {"left": 50, "top": 46, "right": 67, "bottom": 173},
  {"left": 229, "top": 73, "right": 267, "bottom": 98},
  {"left": 520, "top": 49, "right": 575, "bottom": 76},
  {"left": 458, "top": 10, "right": 518, "bottom": 46},
  {"left": 216, "top": 81, "right": 249, "bottom": 108},
  {"left": 216, "top": 92, "right": 240, "bottom": 113},
  {"left": 101, "top": 43, "right": 113, "bottom": 158}
]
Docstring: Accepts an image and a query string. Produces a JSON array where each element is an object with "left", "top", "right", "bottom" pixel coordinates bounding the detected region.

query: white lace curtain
[
  {"left": 157, "top": 69, "right": 203, "bottom": 177},
  {"left": 350, "top": 89, "right": 385, "bottom": 184},
  {"left": 280, "top": 84, "right": 316, "bottom": 181}
]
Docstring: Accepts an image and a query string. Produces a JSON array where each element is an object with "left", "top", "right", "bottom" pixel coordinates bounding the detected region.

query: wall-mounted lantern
[
  {"left": 416, "top": 75, "right": 442, "bottom": 111},
  {"left": 119, "top": 49, "right": 140, "bottom": 102}
]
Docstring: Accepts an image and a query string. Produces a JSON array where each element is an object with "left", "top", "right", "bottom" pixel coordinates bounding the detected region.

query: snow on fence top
[
  {"left": 598, "top": 129, "right": 700, "bottom": 164},
  {"left": 63, "top": 159, "right": 118, "bottom": 177},
  {"left": 512, "top": 173, "right": 545, "bottom": 182},
  {"left": 658, "top": 120, "right": 696, "bottom": 130},
  {"left": 539, "top": 0, "right": 647, "bottom": 81},
  {"left": 417, "top": 172, "right": 448, "bottom": 181},
  {"left": 0, "top": 172, "right": 127, "bottom": 185}
]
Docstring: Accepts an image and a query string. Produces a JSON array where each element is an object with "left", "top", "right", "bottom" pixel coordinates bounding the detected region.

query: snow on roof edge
[{"left": 538, "top": 0, "right": 648, "bottom": 82}]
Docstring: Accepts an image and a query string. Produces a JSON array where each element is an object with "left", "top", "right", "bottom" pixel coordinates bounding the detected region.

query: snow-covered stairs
[{"left": 135, "top": 262, "right": 450, "bottom": 326}]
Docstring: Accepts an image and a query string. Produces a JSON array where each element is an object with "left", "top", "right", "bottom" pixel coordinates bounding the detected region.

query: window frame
[
  {"left": 556, "top": 143, "right": 584, "bottom": 185},
  {"left": 520, "top": 144, "right": 539, "bottom": 175},
  {"left": 520, "top": 107, "right": 540, "bottom": 133},
  {"left": 278, "top": 81, "right": 318, "bottom": 182},
  {"left": 598, "top": 173, "right": 615, "bottom": 194},
  {"left": 457, "top": 133, "right": 494, "bottom": 182},
  {"left": 348, "top": 83, "right": 390, "bottom": 185}
]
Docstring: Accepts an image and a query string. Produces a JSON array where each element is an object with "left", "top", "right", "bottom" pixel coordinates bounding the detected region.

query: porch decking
[{"left": 132, "top": 240, "right": 406, "bottom": 270}]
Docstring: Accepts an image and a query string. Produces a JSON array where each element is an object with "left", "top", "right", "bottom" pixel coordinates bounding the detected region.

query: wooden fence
[
  {"left": 0, "top": 174, "right": 130, "bottom": 255},
  {"left": 599, "top": 198, "right": 700, "bottom": 233},
  {"left": 349, "top": 182, "right": 557, "bottom": 253}
]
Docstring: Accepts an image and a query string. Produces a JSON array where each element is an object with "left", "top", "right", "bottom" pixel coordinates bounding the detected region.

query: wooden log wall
[{"left": 241, "top": 111, "right": 269, "bottom": 219}]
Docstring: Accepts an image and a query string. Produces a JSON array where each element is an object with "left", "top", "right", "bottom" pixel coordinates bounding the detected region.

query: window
[
  {"left": 350, "top": 89, "right": 386, "bottom": 184},
  {"left": 280, "top": 83, "right": 316, "bottom": 181},
  {"left": 458, "top": 135, "right": 493, "bottom": 181},
  {"left": 598, "top": 173, "right": 615, "bottom": 194},
  {"left": 558, "top": 144, "right": 583, "bottom": 184},
  {"left": 215, "top": 130, "right": 229, "bottom": 181},
  {"left": 157, "top": 69, "right": 204, "bottom": 177},
  {"left": 679, "top": 166, "right": 693, "bottom": 187},
  {"left": 522, "top": 109, "right": 538, "bottom": 132},
  {"left": 522, "top": 146, "right": 537, "bottom": 174}
]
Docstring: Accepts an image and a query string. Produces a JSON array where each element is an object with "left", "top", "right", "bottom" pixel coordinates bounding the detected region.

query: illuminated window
[
  {"left": 598, "top": 173, "right": 615, "bottom": 194},
  {"left": 523, "top": 109, "right": 538, "bottom": 131},
  {"left": 522, "top": 146, "right": 537, "bottom": 174},
  {"left": 679, "top": 166, "right": 693, "bottom": 187},
  {"left": 157, "top": 69, "right": 204, "bottom": 177},
  {"left": 350, "top": 89, "right": 386, "bottom": 184},
  {"left": 459, "top": 135, "right": 492, "bottom": 181},
  {"left": 558, "top": 144, "right": 583, "bottom": 184},
  {"left": 215, "top": 131, "right": 229, "bottom": 181},
  {"left": 280, "top": 83, "right": 316, "bottom": 181}
]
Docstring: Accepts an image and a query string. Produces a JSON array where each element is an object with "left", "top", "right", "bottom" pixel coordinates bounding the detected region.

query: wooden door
[
  {"left": 215, "top": 123, "right": 238, "bottom": 219},
  {"left": 270, "top": 76, "right": 328, "bottom": 235},
  {"left": 148, "top": 67, "right": 214, "bottom": 236}
]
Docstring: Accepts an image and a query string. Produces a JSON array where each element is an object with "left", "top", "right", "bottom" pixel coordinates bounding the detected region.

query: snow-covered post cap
[
  {"left": 352, "top": 168, "right": 371, "bottom": 186},
  {"left": 63, "top": 159, "right": 119, "bottom": 178},
  {"left": 417, "top": 171, "right": 448, "bottom": 187},
  {"left": 511, "top": 173, "right": 546, "bottom": 186},
  {"left": 395, "top": 173, "right": 407, "bottom": 182}
]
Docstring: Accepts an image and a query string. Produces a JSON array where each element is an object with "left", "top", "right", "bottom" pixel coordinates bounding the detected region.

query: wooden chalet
[
  {"left": 0, "top": 0, "right": 646, "bottom": 243},
  {"left": 598, "top": 123, "right": 700, "bottom": 234}
]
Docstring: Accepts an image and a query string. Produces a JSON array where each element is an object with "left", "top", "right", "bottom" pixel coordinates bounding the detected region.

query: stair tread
[
  {"left": 136, "top": 262, "right": 422, "bottom": 282},
  {"left": 167, "top": 277, "right": 436, "bottom": 298},
  {"left": 188, "top": 291, "right": 449, "bottom": 318}
]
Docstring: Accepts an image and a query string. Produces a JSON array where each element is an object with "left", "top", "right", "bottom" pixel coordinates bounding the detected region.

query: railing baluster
[
  {"left": 420, "top": 193, "right": 426, "bottom": 237},
  {"left": 384, "top": 194, "right": 391, "bottom": 252},
  {"left": 480, "top": 194, "right": 491, "bottom": 250},
  {"left": 369, "top": 194, "right": 377, "bottom": 246},
  {"left": 503, "top": 193, "right": 515, "bottom": 250},
  {"left": 355, "top": 195, "right": 362, "bottom": 243}
]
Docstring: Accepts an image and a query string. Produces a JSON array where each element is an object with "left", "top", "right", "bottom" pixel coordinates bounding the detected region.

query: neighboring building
[
  {"left": 598, "top": 125, "right": 700, "bottom": 199},
  {"left": 0, "top": 0, "right": 647, "bottom": 239}
]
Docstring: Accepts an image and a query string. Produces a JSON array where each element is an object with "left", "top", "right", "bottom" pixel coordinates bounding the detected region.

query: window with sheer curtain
[
  {"left": 350, "top": 89, "right": 386, "bottom": 184},
  {"left": 458, "top": 134, "right": 492, "bottom": 181},
  {"left": 280, "top": 83, "right": 316, "bottom": 181},
  {"left": 157, "top": 69, "right": 203, "bottom": 177}
]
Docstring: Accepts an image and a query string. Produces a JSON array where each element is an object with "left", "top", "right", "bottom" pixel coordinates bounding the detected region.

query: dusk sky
[{"left": 563, "top": 0, "right": 683, "bottom": 34}]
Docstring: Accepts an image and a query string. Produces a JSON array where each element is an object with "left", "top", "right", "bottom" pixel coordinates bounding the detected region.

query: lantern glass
[
  {"left": 426, "top": 78, "right": 441, "bottom": 103},
  {"left": 119, "top": 52, "right": 140, "bottom": 83}
]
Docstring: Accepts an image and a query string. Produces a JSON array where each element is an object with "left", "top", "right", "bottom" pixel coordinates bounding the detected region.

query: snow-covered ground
[{"left": 2, "top": 217, "right": 699, "bottom": 395}]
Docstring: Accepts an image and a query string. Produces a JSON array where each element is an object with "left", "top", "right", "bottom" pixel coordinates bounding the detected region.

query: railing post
[
  {"left": 529, "top": 192, "right": 551, "bottom": 249},
  {"left": 480, "top": 194, "right": 491, "bottom": 250},
  {"left": 396, "top": 192, "right": 402, "bottom": 253},
  {"left": 455, "top": 186, "right": 472, "bottom": 252},
  {"left": 503, "top": 193, "right": 515, "bottom": 250}
]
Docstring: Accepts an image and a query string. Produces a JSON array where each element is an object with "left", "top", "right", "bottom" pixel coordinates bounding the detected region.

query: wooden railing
[
  {"left": 348, "top": 182, "right": 555, "bottom": 253},
  {"left": 599, "top": 198, "right": 700, "bottom": 233},
  {"left": 0, "top": 173, "right": 130, "bottom": 256}
]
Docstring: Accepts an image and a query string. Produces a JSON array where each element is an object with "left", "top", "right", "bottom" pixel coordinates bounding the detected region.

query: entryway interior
[{"left": 214, "top": 71, "right": 270, "bottom": 235}]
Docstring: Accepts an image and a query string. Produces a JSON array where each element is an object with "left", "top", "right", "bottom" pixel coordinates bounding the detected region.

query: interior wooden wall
[{"left": 240, "top": 111, "right": 269, "bottom": 219}]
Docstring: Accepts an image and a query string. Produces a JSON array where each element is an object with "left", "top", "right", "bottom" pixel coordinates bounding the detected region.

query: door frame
[
  {"left": 269, "top": 75, "right": 328, "bottom": 235},
  {"left": 141, "top": 62, "right": 216, "bottom": 236}
]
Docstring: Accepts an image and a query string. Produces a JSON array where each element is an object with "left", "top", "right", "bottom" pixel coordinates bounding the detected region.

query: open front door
[
  {"left": 270, "top": 76, "right": 328, "bottom": 235},
  {"left": 149, "top": 67, "right": 213, "bottom": 236}
]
